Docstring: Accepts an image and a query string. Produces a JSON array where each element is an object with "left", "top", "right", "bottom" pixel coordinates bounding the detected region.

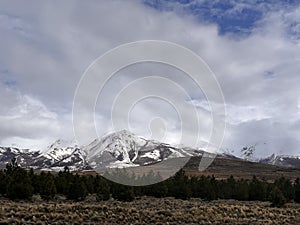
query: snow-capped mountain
[
  {"left": 0, "top": 146, "right": 46, "bottom": 168},
  {"left": 43, "top": 139, "right": 79, "bottom": 162},
  {"left": 0, "top": 139, "right": 89, "bottom": 171},
  {"left": 84, "top": 130, "right": 193, "bottom": 169},
  {"left": 259, "top": 153, "right": 300, "bottom": 168},
  {"left": 0, "top": 131, "right": 196, "bottom": 171},
  {"left": 0, "top": 130, "right": 299, "bottom": 171}
]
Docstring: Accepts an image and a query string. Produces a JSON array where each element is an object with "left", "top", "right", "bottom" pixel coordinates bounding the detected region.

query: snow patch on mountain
[
  {"left": 42, "top": 139, "right": 78, "bottom": 162},
  {"left": 141, "top": 149, "right": 161, "bottom": 161},
  {"left": 259, "top": 153, "right": 300, "bottom": 168},
  {"left": 1, "top": 130, "right": 300, "bottom": 171}
]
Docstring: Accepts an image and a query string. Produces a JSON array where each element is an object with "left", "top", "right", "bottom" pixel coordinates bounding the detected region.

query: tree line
[{"left": 1, "top": 159, "right": 300, "bottom": 207}]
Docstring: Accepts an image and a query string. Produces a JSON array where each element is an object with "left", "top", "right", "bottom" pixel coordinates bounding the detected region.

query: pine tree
[
  {"left": 274, "top": 177, "right": 294, "bottom": 201},
  {"left": 222, "top": 176, "right": 236, "bottom": 199},
  {"left": 233, "top": 179, "right": 249, "bottom": 201},
  {"left": 95, "top": 176, "right": 110, "bottom": 201},
  {"left": 111, "top": 184, "right": 134, "bottom": 202},
  {"left": 67, "top": 175, "right": 87, "bottom": 201},
  {"left": 39, "top": 172, "right": 57, "bottom": 200},
  {"left": 83, "top": 175, "right": 95, "bottom": 194},
  {"left": 294, "top": 178, "right": 300, "bottom": 203},
  {"left": 168, "top": 170, "right": 191, "bottom": 200},
  {"left": 270, "top": 186, "right": 286, "bottom": 207},
  {"left": 55, "top": 169, "right": 72, "bottom": 195},
  {"left": 146, "top": 181, "right": 168, "bottom": 198},
  {"left": 0, "top": 170, "right": 6, "bottom": 195},
  {"left": 5, "top": 161, "right": 33, "bottom": 200},
  {"left": 249, "top": 176, "right": 267, "bottom": 201},
  {"left": 190, "top": 175, "right": 216, "bottom": 200}
]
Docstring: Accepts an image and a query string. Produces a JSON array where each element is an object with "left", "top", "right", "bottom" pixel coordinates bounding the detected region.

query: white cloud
[
  {"left": 0, "top": 80, "right": 78, "bottom": 149},
  {"left": 0, "top": 0, "right": 299, "bottom": 156}
]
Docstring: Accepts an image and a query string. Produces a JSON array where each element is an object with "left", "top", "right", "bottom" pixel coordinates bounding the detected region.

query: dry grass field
[{"left": 0, "top": 196, "right": 300, "bottom": 224}]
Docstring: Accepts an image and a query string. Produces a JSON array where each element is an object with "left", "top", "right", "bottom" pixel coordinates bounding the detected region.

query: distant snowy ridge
[
  {"left": 0, "top": 130, "right": 299, "bottom": 171},
  {"left": 0, "top": 130, "right": 197, "bottom": 171},
  {"left": 259, "top": 153, "right": 300, "bottom": 168}
]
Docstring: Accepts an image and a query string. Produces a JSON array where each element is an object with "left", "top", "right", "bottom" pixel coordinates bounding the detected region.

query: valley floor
[{"left": 0, "top": 196, "right": 300, "bottom": 224}]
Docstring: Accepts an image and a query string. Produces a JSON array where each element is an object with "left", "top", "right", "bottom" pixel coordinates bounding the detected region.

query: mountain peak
[
  {"left": 47, "top": 139, "right": 77, "bottom": 150},
  {"left": 43, "top": 139, "right": 79, "bottom": 162},
  {"left": 259, "top": 153, "right": 300, "bottom": 168},
  {"left": 1, "top": 131, "right": 300, "bottom": 172},
  {"left": 104, "top": 129, "right": 137, "bottom": 139}
]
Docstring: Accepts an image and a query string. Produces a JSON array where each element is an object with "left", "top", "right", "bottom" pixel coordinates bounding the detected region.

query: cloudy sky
[{"left": 0, "top": 0, "right": 299, "bottom": 157}]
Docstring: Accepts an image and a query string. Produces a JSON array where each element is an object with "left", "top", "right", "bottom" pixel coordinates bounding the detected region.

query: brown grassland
[{"left": 0, "top": 196, "right": 300, "bottom": 225}]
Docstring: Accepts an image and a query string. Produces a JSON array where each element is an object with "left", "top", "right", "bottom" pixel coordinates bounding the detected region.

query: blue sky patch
[{"left": 143, "top": 0, "right": 300, "bottom": 36}]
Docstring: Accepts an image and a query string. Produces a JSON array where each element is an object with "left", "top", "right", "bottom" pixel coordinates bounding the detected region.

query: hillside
[
  {"left": 184, "top": 157, "right": 300, "bottom": 181},
  {"left": 0, "top": 130, "right": 299, "bottom": 182}
]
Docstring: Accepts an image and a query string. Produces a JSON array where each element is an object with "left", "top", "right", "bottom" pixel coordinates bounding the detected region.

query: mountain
[
  {"left": 40, "top": 139, "right": 89, "bottom": 171},
  {"left": 0, "top": 130, "right": 198, "bottom": 171},
  {"left": 0, "top": 147, "right": 46, "bottom": 168},
  {"left": 0, "top": 130, "right": 299, "bottom": 172},
  {"left": 184, "top": 156, "right": 300, "bottom": 181},
  {"left": 42, "top": 139, "right": 79, "bottom": 162},
  {"left": 0, "top": 139, "right": 90, "bottom": 171},
  {"left": 83, "top": 130, "right": 194, "bottom": 169},
  {"left": 259, "top": 153, "right": 300, "bottom": 168}
]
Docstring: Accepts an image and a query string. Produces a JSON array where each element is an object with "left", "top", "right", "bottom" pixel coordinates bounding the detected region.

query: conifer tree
[
  {"left": 274, "top": 177, "right": 294, "bottom": 201},
  {"left": 67, "top": 175, "right": 87, "bottom": 201},
  {"left": 0, "top": 170, "right": 6, "bottom": 195},
  {"left": 5, "top": 159, "right": 33, "bottom": 200},
  {"left": 270, "top": 186, "right": 286, "bottom": 207},
  {"left": 168, "top": 170, "right": 191, "bottom": 200},
  {"left": 249, "top": 176, "right": 267, "bottom": 201},
  {"left": 111, "top": 183, "right": 134, "bottom": 202},
  {"left": 39, "top": 172, "right": 57, "bottom": 200},
  {"left": 55, "top": 169, "right": 72, "bottom": 195},
  {"left": 232, "top": 179, "right": 249, "bottom": 201},
  {"left": 294, "top": 178, "right": 300, "bottom": 203},
  {"left": 95, "top": 176, "right": 110, "bottom": 201}
]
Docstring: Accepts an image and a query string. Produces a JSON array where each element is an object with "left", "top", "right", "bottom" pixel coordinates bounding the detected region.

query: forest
[{"left": 1, "top": 158, "right": 300, "bottom": 208}]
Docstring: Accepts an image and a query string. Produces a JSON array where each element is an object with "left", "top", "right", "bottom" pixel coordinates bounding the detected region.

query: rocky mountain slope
[
  {"left": 0, "top": 130, "right": 201, "bottom": 171},
  {"left": 83, "top": 130, "right": 195, "bottom": 170},
  {"left": 0, "top": 130, "right": 299, "bottom": 172},
  {"left": 259, "top": 153, "right": 300, "bottom": 168}
]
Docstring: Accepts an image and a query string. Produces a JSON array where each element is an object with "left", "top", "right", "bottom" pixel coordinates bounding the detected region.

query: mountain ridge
[{"left": 0, "top": 130, "right": 299, "bottom": 171}]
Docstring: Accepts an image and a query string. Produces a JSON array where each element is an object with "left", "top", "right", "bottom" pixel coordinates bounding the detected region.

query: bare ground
[{"left": 0, "top": 196, "right": 300, "bottom": 224}]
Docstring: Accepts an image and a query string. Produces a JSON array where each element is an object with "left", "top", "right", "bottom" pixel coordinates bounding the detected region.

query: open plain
[{"left": 0, "top": 196, "right": 300, "bottom": 225}]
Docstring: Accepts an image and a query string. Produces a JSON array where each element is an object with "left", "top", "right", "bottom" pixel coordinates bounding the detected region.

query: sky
[{"left": 0, "top": 0, "right": 299, "bottom": 157}]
